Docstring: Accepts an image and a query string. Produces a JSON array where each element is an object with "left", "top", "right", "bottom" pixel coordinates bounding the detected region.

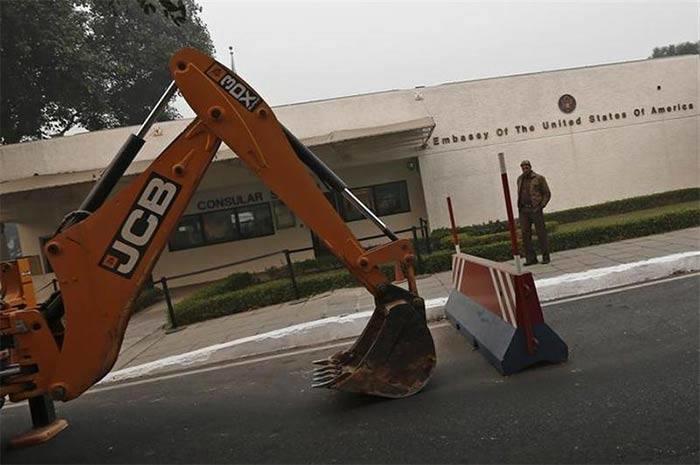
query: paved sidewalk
[{"left": 114, "top": 227, "right": 700, "bottom": 372}]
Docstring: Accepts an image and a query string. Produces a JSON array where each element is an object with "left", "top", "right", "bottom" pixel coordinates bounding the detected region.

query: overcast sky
[{"left": 175, "top": 0, "right": 699, "bottom": 116}]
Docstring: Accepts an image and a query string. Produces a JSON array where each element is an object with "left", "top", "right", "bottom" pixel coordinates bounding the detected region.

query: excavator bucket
[{"left": 311, "top": 285, "right": 436, "bottom": 398}]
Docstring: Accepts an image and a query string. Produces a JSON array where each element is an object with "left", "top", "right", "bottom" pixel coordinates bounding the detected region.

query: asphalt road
[{"left": 2, "top": 275, "right": 698, "bottom": 464}]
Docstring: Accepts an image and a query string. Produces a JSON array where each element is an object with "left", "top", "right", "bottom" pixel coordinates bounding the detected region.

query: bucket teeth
[
  {"left": 311, "top": 378, "right": 338, "bottom": 388},
  {"left": 311, "top": 358, "right": 335, "bottom": 366},
  {"left": 311, "top": 372, "right": 341, "bottom": 387},
  {"left": 313, "top": 365, "right": 339, "bottom": 375},
  {"left": 312, "top": 367, "right": 340, "bottom": 378},
  {"left": 311, "top": 362, "right": 343, "bottom": 388}
]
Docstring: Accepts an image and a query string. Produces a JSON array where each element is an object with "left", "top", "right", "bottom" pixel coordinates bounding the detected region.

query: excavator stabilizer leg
[{"left": 312, "top": 285, "right": 436, "bottom": 398}]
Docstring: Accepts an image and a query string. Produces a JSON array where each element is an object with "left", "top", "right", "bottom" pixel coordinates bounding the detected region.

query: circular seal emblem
[{"left": 558, "top": 94, "right": 576, "bottom": 114}]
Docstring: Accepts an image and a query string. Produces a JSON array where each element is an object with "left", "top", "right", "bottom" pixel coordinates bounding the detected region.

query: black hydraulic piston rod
[
  {"left": 75, "top": 82, "right": 178, "bottom": 217},
  {"left": 45, "top": 82, "right": 177, "bottom": 319},
  {"left": 282, "top": 126, "right": 399, "bottom": 242}
]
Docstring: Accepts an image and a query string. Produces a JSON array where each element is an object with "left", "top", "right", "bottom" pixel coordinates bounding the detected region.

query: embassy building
[{"left": 1, "top": 55, "right": 697, "bottom": 293}]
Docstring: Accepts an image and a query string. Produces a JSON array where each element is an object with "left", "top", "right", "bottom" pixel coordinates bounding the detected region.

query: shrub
[
  {"left": 430, "top": 219, "right": 509, "bottom": 242},
  {"left": 549, "top": 207, "right": 700, "bottom": 250},
  {"left": 419, "top": 206, "right": 700, "bottom": 275},
  {"left": 292, "top": 254, "right": 343, "bottom": 275},
  {"left": 429, "top": 188, "right": 699, "bottom": 242},
  {"left": 436, "top": 221, "right": 559, "bottom": 250},
  {"left": 188, "top": 272, "right": 259, "bottom": 301},
  {"left": 174, "top": 269, "right": 360, "bottom": 325},
  {"left": 544, "top": 188, "right": 699, "bottom": 224}
]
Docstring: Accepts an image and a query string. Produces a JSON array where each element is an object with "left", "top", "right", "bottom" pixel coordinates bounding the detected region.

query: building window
[
  {"left": 373, "top": 181, "right": 410, "bottom": 216},
  {"left": 341, "top": 187, "right": 374, "bottom": 222},
  {"left": 326, "top": 181, "right": 411, "bottom": 222},
  {"left": 203, "top": 209, "right": 239, "bottom": 243},
  {"left": 237, "top": 203, "right": 274, "bottom": 239},
  {"left": 169, "top": 202, "right": 274, "bottom": 251},
  {"left": 272, "top": 200, "right": 296, "bottom": 229},
  {"left": 170, "top": 216, "right": 205, "bottom": 250}
]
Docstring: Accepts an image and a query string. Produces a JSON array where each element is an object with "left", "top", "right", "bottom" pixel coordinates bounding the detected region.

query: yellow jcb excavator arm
[{"left": 0, "top": 49, "right": 436, "bottom": 416}]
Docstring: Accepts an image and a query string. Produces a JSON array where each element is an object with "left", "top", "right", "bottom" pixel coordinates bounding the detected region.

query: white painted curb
[
  {"left": 101, "top": 252, "right": 698, "bottom": 384},
  {"left": 536, "top": 251, "right": 700, "bottom": 302}
]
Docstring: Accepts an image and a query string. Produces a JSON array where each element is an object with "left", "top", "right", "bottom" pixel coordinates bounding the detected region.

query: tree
[
  {"left": 0, "top": 0, "right": 214, "bottom": 144},
  {"left": 650, "top": 41, "right": 699, "bottom": 58}
]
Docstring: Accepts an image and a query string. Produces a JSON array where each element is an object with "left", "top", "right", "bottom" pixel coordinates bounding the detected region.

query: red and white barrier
[{"left": 444, "top": 152, "right": 568, "bottom": 374}]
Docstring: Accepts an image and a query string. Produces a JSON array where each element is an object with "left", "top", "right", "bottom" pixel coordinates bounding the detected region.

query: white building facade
[{"left": 1, "top": 56, "right": 697, "bottom": 291}]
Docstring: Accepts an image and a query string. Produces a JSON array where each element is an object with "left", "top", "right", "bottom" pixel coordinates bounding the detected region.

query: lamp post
[{"left": 229, "top": 45, "right": 236, "bottom": 72}]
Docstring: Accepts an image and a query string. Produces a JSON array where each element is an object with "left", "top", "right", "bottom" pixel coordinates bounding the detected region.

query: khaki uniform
[{"left": 517, "top": 171, "right": 551, "bottom": 263}]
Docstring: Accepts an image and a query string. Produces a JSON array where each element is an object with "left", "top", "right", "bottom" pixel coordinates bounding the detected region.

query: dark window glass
[
  {"left": 237, "top": 203, "right": 274, "bottom": 239},
  {"left": 169, "top": 215, "right": 205, "bottom": 250},
  {"left": 341, "top": 187, "right": 374, "bottom": 222},
  {"left": 373, "top": 181, "right": 410, "bottom": 216},
  {"left": 202, "top": 209, "right": 239, "bottom": 243}
]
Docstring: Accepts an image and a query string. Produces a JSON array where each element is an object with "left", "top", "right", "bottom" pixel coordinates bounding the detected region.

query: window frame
[
  {"left": 168, "top": 202, "right": 275, "bottom": 252},
  {"left": 328, "top": 180, "right": 411, "bottom": 223}
]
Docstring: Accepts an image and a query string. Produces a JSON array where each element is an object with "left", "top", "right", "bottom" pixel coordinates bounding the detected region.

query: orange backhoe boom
[{"left": 1, "top": 48, "right": 435, "bottom": 421}]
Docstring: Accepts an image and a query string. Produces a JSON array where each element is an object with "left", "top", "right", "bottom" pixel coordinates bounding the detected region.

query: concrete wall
[{"left": 417, "top": 55, "right": 699, "bottom": 228}]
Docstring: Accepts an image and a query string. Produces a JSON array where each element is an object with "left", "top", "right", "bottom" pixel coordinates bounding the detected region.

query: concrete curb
[
  {"left": 536, "top": 251, "right": 700, "bottom": 301},
  {"left": 100, "top": 252, "right": 699, "bottom": 385}
]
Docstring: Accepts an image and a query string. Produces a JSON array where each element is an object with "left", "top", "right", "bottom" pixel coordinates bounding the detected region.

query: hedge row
[
  {"left": 188, "top": 271, "right": 259, "bottom": 301},
  {"left": 436, "top": 221, "right": 559, "bottom": 250},
  {"left": 545, "top": 188, "right": 699, "bottom": 224},
  {"left": 420, "top": 206, "right": 700, "bottom": 275},
  {"left": 429, "top": 187, "right": 699, "bottom": 242},
  {"left": 548, "top": 206, "right": 700, "bottom": 250},
  {"left": 175, "top": 269, "right": 360, "bottom": 325}
]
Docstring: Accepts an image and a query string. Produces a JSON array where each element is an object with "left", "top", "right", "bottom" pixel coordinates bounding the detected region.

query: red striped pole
[
  {"left": 498, "top": 152, "right": 536, "bottom": 354},
  {"left": 446, "top": 196, "right": 460, "bottom": 254},
  {"left": 498, "top": 153, "right": 522, "bottom": 273}
]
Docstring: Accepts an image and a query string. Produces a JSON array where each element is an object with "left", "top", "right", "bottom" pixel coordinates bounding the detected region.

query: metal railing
[{"left": 155, "top": 221, "right": 430, "bottom": 329}]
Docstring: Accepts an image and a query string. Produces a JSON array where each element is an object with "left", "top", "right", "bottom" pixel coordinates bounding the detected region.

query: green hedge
[
  {"left": 418, "top": 206, "right": 700, "bottom": 275},
  {"left": 548, "top": 206, "right": 700, "bottom": 250},
  {"left": 430, "top": 188, "right": 699, "bottom": 243},
  {"left": 188, "top": 272, "right": 259, "bottom": 301},
  {"left": 431, "top": 219, "right": 510, "bottom": 241},
  {"left": 292, "top": 254, "right": 343, "bottom": 275},
  {"left": 175, "top": 269, "right": 360, "bottom": 325},
  {"left": 436, "top": 221, "right": 559, "bottom": 250},
  {"left": 545, "top": 188, "right": 699, "bottom": 224}
]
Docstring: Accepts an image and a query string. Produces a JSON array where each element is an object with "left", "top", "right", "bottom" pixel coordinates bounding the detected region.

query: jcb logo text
[{"left": 101, "top": 174, "right": 180, "bottom": 278}]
